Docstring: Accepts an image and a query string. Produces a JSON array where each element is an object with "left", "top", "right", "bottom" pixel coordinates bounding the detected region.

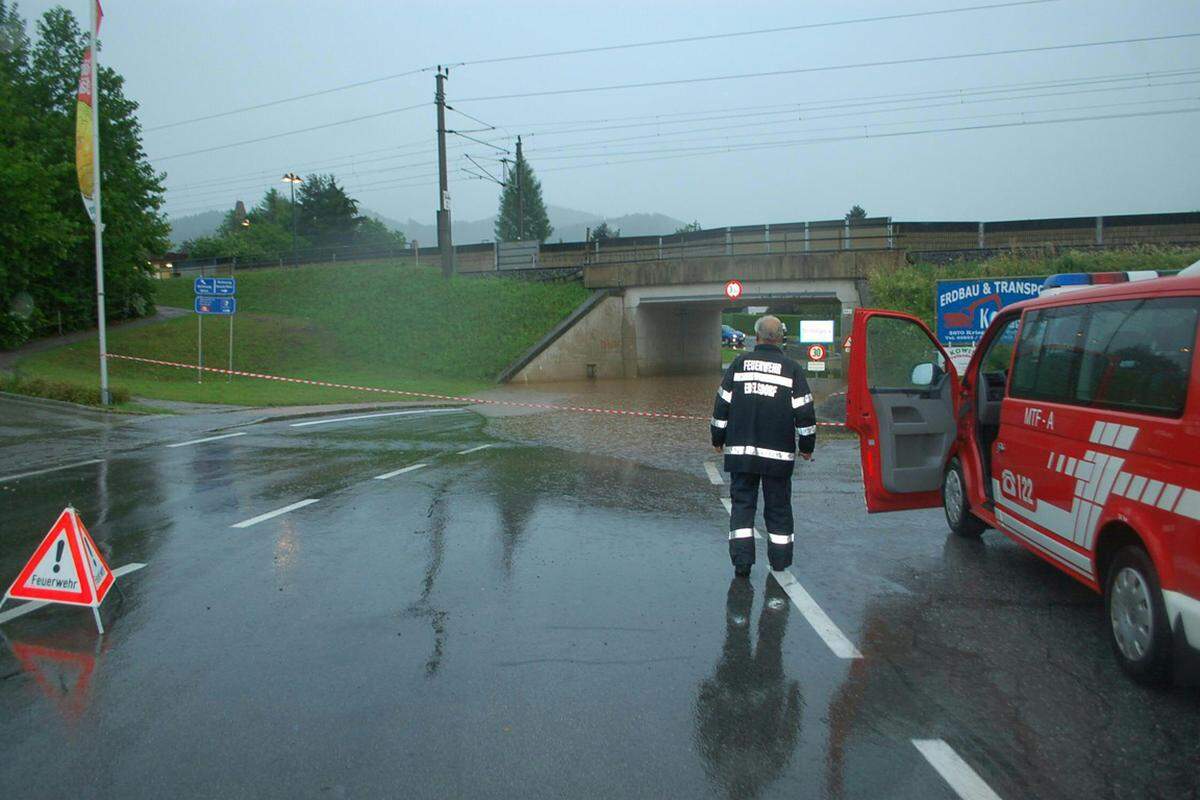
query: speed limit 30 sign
[
  {"left": 807, "top": 344, "right": 827, "bottom": 361},
  {"left": 724, "top": 280, "right": 743, "bottom": 301}
]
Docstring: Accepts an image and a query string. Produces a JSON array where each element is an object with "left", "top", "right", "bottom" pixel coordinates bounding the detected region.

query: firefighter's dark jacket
[{"left": 710, "top": 344, "right": 816, "bottom": 477}]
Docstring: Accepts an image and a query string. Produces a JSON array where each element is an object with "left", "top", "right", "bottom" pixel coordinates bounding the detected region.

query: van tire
[
  {"left": 942, "top": 458, "right": 985, "bottom": 538},
  {"left": 1105, "top": 545, "right": 1173, "bottom": 685}
]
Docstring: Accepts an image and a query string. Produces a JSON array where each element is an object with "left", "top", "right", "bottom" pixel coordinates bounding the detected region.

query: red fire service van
[{"left": 846, "top": 271, "right": 1200, "bottom": 684}]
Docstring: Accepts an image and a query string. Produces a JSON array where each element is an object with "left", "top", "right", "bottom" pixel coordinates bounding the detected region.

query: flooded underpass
[
  {"left": 0, "top": 375, "right": 1195, "bottom": 799},
  {"left": 481, "top": 373, "right": 848, "bottom": 471}
]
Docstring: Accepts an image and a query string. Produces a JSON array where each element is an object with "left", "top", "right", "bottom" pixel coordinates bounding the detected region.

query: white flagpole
[{"left": 90, "top": 0, "right": 110, "bottom": 405}]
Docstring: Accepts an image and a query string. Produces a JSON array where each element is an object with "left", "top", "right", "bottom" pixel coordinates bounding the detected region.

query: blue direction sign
[
  {"left": 194, "top": 296, "right": 236, "bottom": 315},
  {"left": 194, "top": 277, "right": 237, "bottom": 296}
]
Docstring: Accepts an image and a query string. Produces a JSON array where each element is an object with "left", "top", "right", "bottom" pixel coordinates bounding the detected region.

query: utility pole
[
  {"left": 516, "top": 135, "right": 524, "bottom": 241},
  {"left": 435, "top": 67, "right": 454, "bottom": 277},
  {"left": 90, "top": 0, "right": 109, "bottom": 405}
]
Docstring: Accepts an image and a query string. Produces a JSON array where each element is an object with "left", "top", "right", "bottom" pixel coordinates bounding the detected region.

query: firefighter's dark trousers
[{"left": 728, "top": 471, "right": 794, "bottom": 570}]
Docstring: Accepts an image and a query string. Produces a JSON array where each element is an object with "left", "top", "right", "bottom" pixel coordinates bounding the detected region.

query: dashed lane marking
[
  {"left": 457, "top": 444, "right": 493, "bottom": 455},
  {"left": 0, "top": 459, "right": 103, "bottom": 484},
  {"left": 770, "top": 569, "right": 863, "bottom": 659},
  {"left": 374, "top": 463, "right": 427, "bottom": 480},
  {"left": 289, "top": 408, "right": 464, "bottom": 428},
  {"left": 231, "top": 499, "right": 319, "bottom": 528},
  {"left": 0, "top": 563, "right": 147, "bottom": 624},
  {"left": 912, "top": 739, "right": 1004, "bottom": 800},
  {"left": 719, "top": 498, "right": 763, "bottom": 539},
  {"left": 704, "top": 462, "right": 724, "bottom": 485},
  {"left": 166, "top": 432, "right": 247, "bottom": 448}
]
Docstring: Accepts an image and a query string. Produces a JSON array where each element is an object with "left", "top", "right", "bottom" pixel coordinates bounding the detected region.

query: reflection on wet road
[{"left": 0, "top": 385, "right": 1196, "bottom": 799}]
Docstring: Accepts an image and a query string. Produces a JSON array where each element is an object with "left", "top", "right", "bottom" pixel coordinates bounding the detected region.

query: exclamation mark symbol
[{"left": 53, "top": 539, "right": 64, "bottom": 573}]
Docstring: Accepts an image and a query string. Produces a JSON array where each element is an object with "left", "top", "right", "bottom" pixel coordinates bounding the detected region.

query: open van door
[{"left": 846, "top": 309, "right": 959, "bottom": 513}]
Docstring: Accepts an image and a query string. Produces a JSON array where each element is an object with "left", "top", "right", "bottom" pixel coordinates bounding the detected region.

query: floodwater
[{"left": 0, "top": 377, "right": 1195, "bottom": 800}]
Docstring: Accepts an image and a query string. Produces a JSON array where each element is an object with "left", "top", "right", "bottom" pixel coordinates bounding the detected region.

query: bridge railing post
[
  {"left": 764, "top": 224, "right": 770, "bottom": 255},
  {"left": 725, "top": 227, "right": 732, "bottom": 256}
]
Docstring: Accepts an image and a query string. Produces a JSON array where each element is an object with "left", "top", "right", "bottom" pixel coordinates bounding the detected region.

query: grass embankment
[
  {"left": 869, "top": 246, "right": 1200, "bottom": 329},
  {"left": 15, "top": 261, "right": 589, "bottom": 406}
]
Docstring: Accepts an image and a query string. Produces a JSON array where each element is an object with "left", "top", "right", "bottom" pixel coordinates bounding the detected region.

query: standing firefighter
[{"left": 711, "top": 316, "right": 816, "bottom": 577}]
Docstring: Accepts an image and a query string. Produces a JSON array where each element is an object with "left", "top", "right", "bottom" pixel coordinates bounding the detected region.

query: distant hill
[
  {"left": 168, "top": 209, "right": 225, "bottom": 247},
  {"left": 169, "top": 204, "right": 690, "bottom": 250},
  {"left": 392, "top": 205, "right": 690, "bottom": 246}
]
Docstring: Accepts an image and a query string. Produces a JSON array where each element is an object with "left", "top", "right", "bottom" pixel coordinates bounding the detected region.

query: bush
[{"left": 0, "top": 375, "right": 130, "bottom": 406}]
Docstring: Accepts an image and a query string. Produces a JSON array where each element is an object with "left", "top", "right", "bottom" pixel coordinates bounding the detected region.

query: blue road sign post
[{"left": 193, "top": 277, "right": 238, "bottom": 384}]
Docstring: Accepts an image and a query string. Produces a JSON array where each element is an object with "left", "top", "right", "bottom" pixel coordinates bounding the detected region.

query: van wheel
[
  {"left": 1105, "top": 546, "right": 1172, "bottom": 685},
  {"left": 942, "top": 458, "right": 985, "bottom": 538}
]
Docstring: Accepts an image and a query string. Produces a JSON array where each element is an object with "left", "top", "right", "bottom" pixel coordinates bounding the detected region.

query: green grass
[
  {"left": 15, "top": 261, "right": 589, "bottom": 406},
  {"left": 869, "top": 246, "right": 1200, "bottom": 329}
]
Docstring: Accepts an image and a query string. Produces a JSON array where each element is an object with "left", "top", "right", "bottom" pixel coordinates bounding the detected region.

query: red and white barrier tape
[{"left": 106, "top": 353, "right": 846, "bottom": 427}]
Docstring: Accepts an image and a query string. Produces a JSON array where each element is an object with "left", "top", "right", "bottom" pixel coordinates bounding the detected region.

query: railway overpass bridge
[{"left": 501, "top": 249, "right": 904, "bottom": 383}]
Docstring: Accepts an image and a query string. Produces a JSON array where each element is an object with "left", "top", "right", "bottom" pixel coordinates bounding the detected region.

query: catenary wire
[
  {"left": 456, "top": 33, "right": 1200, "bottom": 103},
  {"left": 144, "top": 1, "right": 1057, "bottom": 131}
]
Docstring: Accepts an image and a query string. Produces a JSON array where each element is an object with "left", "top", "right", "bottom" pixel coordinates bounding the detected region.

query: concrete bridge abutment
[{"left": 502, "top": 251, "right": 903, "bottom": 383}]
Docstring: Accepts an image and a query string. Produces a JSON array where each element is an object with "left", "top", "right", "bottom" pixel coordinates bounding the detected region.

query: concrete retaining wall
[{"left": 507, "top": 294, "right": 631, "bottom": 383}]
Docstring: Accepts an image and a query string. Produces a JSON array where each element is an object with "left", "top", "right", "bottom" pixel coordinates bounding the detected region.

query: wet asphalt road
[{"left": 0, "top": 389, "right": 1197, "bottom": 800}]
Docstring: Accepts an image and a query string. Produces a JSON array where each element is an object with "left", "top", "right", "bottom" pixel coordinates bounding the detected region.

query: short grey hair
[{"left": 754, "top": 315, "right": 785, "bottom": 343}]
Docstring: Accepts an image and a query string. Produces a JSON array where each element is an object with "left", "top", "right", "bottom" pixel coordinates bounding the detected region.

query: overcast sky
[{"left": 17, "top": 0, "right": 1200, "bottom": 228}]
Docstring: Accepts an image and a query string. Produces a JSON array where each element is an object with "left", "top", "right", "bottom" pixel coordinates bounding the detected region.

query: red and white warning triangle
[{"left": 5, "top": 507, "right": 113, "bottom": 607}]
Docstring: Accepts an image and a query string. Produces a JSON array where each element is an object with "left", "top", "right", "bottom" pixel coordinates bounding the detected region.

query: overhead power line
[
  {"left": 145, "top": 67, "right": 435, "bottom": 132},
  {"left": 151, "top": 102, "right": 429, "bottom": 162},
  {"left": 458, "top": 33, "right": 1200, "bottom": 103},
  {"left": 524, "top": 96, "right": 1200, "bottom": 161},
  {"left": 519, "top": 80, "right": 1200, "bottom": 156},
  {"left": 475, "top": 67, "right": 1200, "bottom": 139},
  {"left": 451, "top": 0, "right": 1058, "bottom": 67},
  {"left": 526, "top": 106, "right": 1200, "bottom": 174},
  {"left": 143, "top": 1, "right": 1056, "bottom": 132}
]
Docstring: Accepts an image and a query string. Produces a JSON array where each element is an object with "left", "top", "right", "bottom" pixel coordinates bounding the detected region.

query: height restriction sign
[{"left": 724, "top": 280, "right": 743, "bottom": 301}]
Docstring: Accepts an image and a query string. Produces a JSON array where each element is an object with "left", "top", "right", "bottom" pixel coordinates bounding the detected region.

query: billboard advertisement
[{"left": 934, "top": 277, "right": 1044, "bottom": 345}]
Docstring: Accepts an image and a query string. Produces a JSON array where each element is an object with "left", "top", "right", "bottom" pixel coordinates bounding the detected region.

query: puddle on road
[{"left": 475, "top": 375, "right": 846, "bottom": 473}]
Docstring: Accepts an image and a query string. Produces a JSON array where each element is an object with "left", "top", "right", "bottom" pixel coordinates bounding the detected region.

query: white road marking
[
  {"left": 0, "top": 562, "right": 147, "bottom": 624},
  {"left": 289, "top": 408, "right": 463, "bottom": 428},
  {"left": 0, "top": 459, "right": 103, "bottom": 483},
  {"left": 719, "top": 498, "right": 763, "bottom": 539},
  {"left": 231, "top": 499, "right": 319, "bottom": 528},
  {"left": 166, "top": 432, "right": 246, "bottom": 448},
  {"left": 912, "top": 739, "right": 1004, "bottom": 800},
  {"left": 704, "top": 462, "right": 724, "bottom": 485},
  {"left": 769, "top": 569, "right": 862, "bottom": 659},
  {"left": 374, "top": 463, "right": 427, "bottom": 480},
  {"left": 457, "top": 444, "right": 493, "bottom": 455}
]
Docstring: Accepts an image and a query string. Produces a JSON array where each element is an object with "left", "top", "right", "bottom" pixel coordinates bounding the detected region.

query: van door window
[
  {"left": 1010, "top": 307, "right": 1087, "bottom": 403},
  {"left": 1011, "top": 297, "right": 1199, "bottom": 417},
  {"left": 1075, "top": 297, "right": 1199, "bottom": 417},
  {"left": 866, "top": 316, "right": 948, "bottom": 390}
]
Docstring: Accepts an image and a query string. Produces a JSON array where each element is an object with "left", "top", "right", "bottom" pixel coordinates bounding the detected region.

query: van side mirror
[{"left": 911, "top": 362, "right": 936, "bottom": 386}]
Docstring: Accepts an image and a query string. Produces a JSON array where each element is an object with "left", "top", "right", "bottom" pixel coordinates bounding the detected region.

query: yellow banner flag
[
  {"left": 75, "top": 1, "right": 102, "bottom": 221},
  {"left": 75, "top": 47, "right": 96, "bottom": 221}
]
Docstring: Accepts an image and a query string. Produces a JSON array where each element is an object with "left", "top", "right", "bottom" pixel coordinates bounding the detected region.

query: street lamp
[{"left": 281, "top": 172, "right": 302, "bottom": 263}]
